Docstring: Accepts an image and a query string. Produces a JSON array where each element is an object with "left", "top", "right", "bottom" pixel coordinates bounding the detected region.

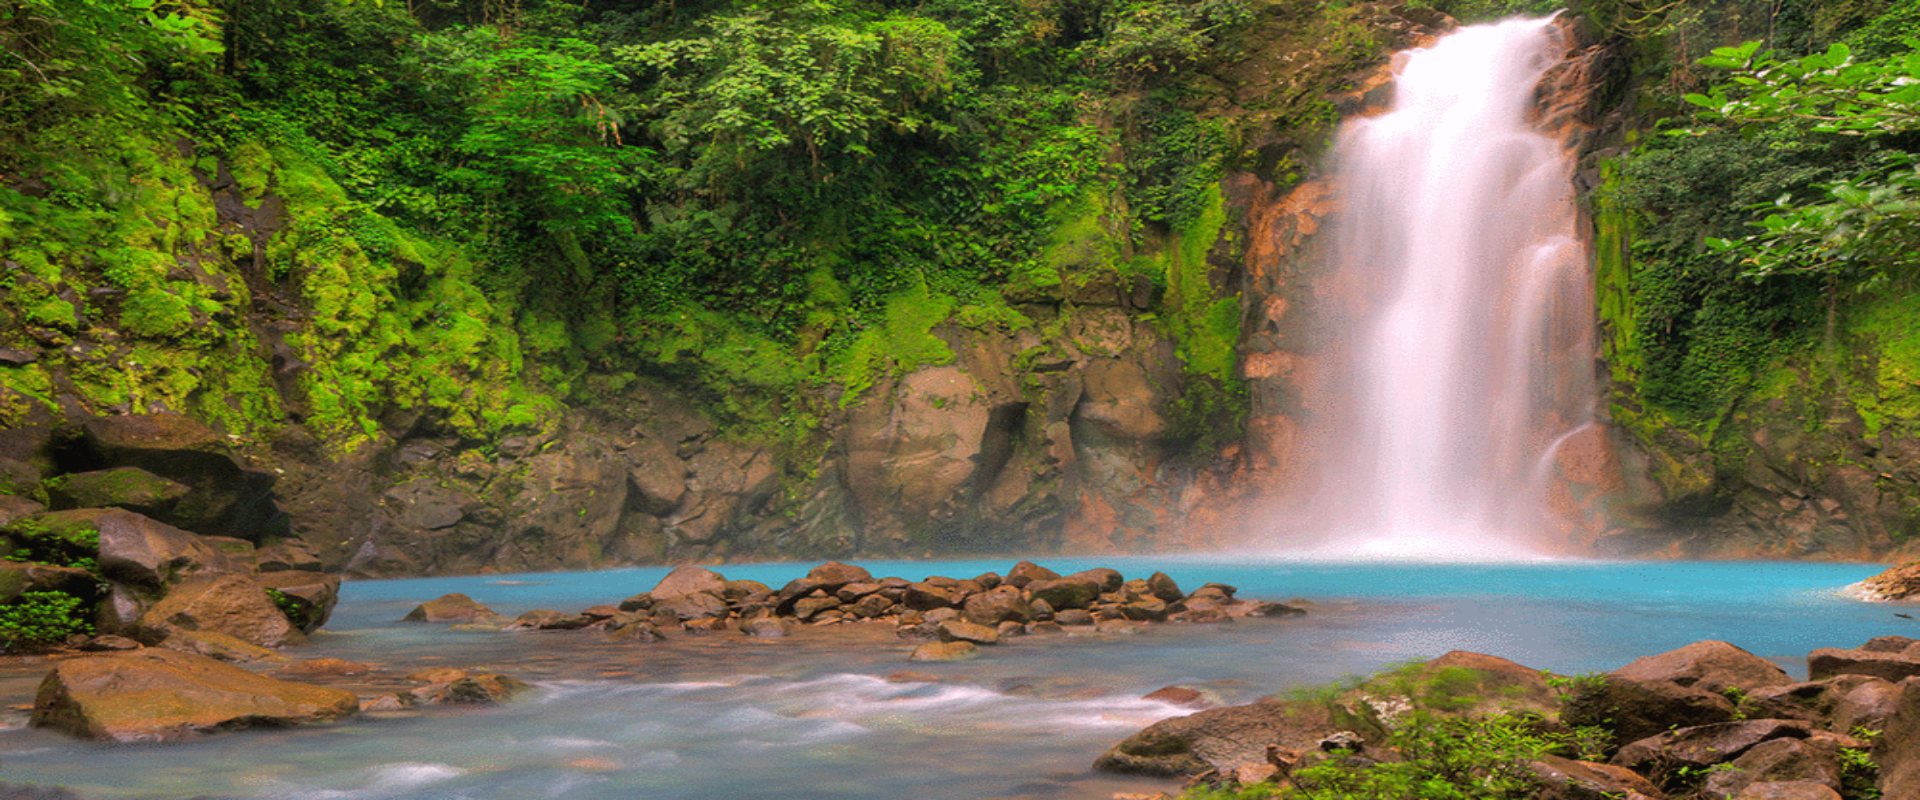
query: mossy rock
[{"left": 44, "top": 468, "right": 190, "bottom": 518}]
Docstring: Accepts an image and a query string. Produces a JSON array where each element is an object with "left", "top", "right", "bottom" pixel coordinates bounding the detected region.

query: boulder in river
[
  {"left": 31, "top": 648, "right": 358, "bottom": 741},
  {"left": 403, "top": 592, "right": 500, "bottom": 623}
]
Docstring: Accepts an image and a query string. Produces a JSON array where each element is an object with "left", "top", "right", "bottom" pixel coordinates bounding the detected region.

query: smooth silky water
[{"left": 0, "top": 557, "right": 1901, "bottom": 799}]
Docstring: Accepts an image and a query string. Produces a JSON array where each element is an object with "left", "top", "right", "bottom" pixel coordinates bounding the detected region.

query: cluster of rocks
[
  {"left": 0, "top": 415, "right": 340, "bottom": 652},
  {"left": 1854, "top": 560, "right": 1920, "bottom": 601},
  {"left": 1098, "top": 638, "right": 1920, "bottom": 800},
  {"left": 403, "top": 560, "right": 1307, "bottom": 661}
]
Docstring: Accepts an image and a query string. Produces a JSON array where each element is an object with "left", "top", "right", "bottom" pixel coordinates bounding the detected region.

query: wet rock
[
  {"left": 653, "top": 591, "right": 729, "bottom": 622},
  {"left": 741, "top": 617, "right": 791, "bottom": 638},
  {"left": 43, "top": 467, "right": 190, "bottom": 518},
  {"left": 1005, "top": 561, "right": 1060, "bottom": 588},
  {"left": 791, "top": 594, "right": 843, "bottom": 621},
  {"left": 807, "top": 560, "right": 872, "bottom": 587},
  {"left": 406, "top": 673, "right": 533, "bottom": 706},
  {"left": 1096, "top": 696, "right": 1331, "bottom": 777},
  {"left": 908, "top": 641, "right": 979, "bottom": 662},
  {"left": 1121, "top": 597, "right": 1169, "bottom": 621},
  {"left": 133, "top": 574, "right": 304, "bottom": 648},
  {"left": 1808, "top": 647, "right": 1920, "bottom": 682},
  {"left": 606, "top": 620, "right": 666, "bottom": 643},
  {"left": 847, "top": 594, "right": 894, "bottom": 618},
  {"left": 649, "top": 565, "right": 727, "bottom": 599},
  {"left": 1068, "top": 568, "right": 1124, "bottom": 592},
  {"left": 1244, "top": 600, "right": 1308, "bottom": 617},
  {"left": 1144, "top": 686, "right": 1215, "bottom": 708},
  {"left": 156, "top": 629, "right": 288, "bottom": 664},
  {"left": 32, "top": 648, "right": 357, "bottom": 741},
  {"left": 505, "top": 610, "right": 592, "bottom": 631},
  {"left": 277, "top": 658, "right": 375, "bottom": 677},
  {"left": 1026, "top": 577, "right": 1102, "bottom": 610},
  {"left": 403, "top": 593, "right": 499, "bottom": 623},
  {"left": 1054, "top": 608, "right": 1095, "bottom": 626},
  {"left": 723, "top": 579, "right": 772, "bottom": 602},
  {"left": 1858, "top": 562, "right": 1920, "bottom": 601},
  {"left": 1861, "top": 636, "right": 1918, "bottom": 654},
  {"left": 1145, "top": 571, "right": 1184, "bottom": 603},
  {"left": 77, "top": 635, "right": 141, "bottom": 652},
  {"left": 963, "top": 585, "right": 1031, "bottom": 626},
  {"left": 903, "top": 581, "right": 959, "bottom": 610},
  {"left": 0, "top": 494, "right": 44, "bottom": 527},
  {"left": 617, "top": 592, "right": 655, "bottom": 612},
  {"left": 937, "top": 619, "right": 1002, "bottom": 646},
  {"left": 1612, "top": 640, "right": 1793, "bottom": 695}
]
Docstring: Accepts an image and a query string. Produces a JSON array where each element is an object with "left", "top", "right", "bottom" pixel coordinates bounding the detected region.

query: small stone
[{"left": 909, "top": 641, "right": 979, "bottom": 662}]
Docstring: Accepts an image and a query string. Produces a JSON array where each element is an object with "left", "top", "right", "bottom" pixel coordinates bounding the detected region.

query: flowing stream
[
  {"left": 1305, "top": 17, "right": 1594, "bottom": 558},
  {"left": 0, "top": 558, "right": 1894, "bottom": 799}
]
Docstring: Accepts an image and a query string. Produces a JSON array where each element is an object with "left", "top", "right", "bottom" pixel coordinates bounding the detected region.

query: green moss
[
  {"left": 1159, "top": 184, "right": 1238, "bottom": 381},
  {"left": 1592, "top": 157, "right": 1641, "bottom": 377},
  {"left": 830, "top": 282, "right": 956, "bottom": 407}
]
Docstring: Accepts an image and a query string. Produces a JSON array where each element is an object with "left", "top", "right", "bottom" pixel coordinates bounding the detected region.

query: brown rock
[
  {"left": 791, "top": 594, "right": 843, "bottom": 621},
  {"left": 32, "top": 648, "right": 357, "bottom": 741},
  {"left": 1005, "top": 561, "right": 1060, "bottom": 588},
  {"left": 1613, "top": 640, "right": 1793, "bottom": 695},
  {"left": 1859, "top": 562, "right": 1920, "bottom": 601},
  {"left": 156, "top": 629, "right": 288, "bottom": 664},
  {"left": 1096, "top": 696, "right": 1333, "bottom": 777},
  {"left": 963, "top": 585, "right": 1031, "bottom": 626},
  {"left": 1027, "top": 577, "right": 1102, "bottom": 610},
  {"left": 278, "top": 658, "right": 375, "bottom": 677},
  {"left": 1612, "top": 720, "right": 1812, "bottom": 775},
  {"left": 1565, "top": 675, "right": 1738, "bottom": 748},
  {"left": 1068, "top": 568, "right": 1124, "bottom": 592},
  {"left": 403, "top": 593, "right": 498, "bottom": 623},
  {"left": 1862, "top": 636, "right": 1919, "bottom": 654},
  {"left": 1741, "top": 675, "right": 1898, "bottom": 732},
  {"left": 1700, "top": 738, "right": 1841, "bottom": 799},
  {"left": 44, "top": 468, "right": 190, "bottom": 518},
  {"left": 1731, "top": 783, "right": 1841, "bottom": 800},
  {"left": 76, "top": 414, "right": 283, "bottom": 541},
  {"left": 1874, "top": 676, "right": 1920, "bottom": 799},
  {"left": 649, "top": 565, "right": 727, "bottom": 599},
  {"left": 47, "top": 508, "right": 238, "bottom": 590},
  {"left": 1145, "top": 571, "right": 1184, "bottom": 603},
  {"left": 1144, "top": 686, "right": 1214, "bottom": 708},
  {"left": 807, "top": 561, "right": 872, "bottom": 586},
  {"left": 1808, "top": 647, "right": 1920, "bottom": 683},
  {"left": 0, "top": 562, "right": 96, "bottom": 604},
  {"left": 908, "top": 641, "right": 979, "bottom": 662},
  {"left": 255, "top": 570, "right": 341, "bottom": 633},
  {"left": 936, "top": 619, "right": 1002, "bottom": 645},
  {"left": 606, "top": 620, "right": 665, "bottom": 643},
  {"left": 652, "top": 592, "right": 729, "bottom": 622},
  {"left": 1526, "top": 755, "right": 1667, "bottom": 800},
  {"left": 254, "top": 539, "right": 324, "bottom": 573},
  {"left": 134, "top": 574, "right": 304, "bottom": 648},
  {"left": 903, "top": 582, "right": 959, "bottom": 610},
  {"left": 405, "top": 674, "right": 532, "bottom": 705}
]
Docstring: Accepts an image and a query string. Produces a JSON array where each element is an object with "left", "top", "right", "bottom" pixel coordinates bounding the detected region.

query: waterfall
[{"left": 1299, "top": 17, "right": 1594, "bottom": 559}]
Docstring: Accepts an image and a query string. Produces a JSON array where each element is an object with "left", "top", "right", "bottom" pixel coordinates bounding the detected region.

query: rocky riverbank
[{"left": 1096, "top": 638, "right": 1920, "bottom": 799}]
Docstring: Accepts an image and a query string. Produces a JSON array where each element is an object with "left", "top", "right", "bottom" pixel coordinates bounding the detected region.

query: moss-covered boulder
[
  {"left": 31, "top": 648, "right": 358, "bottom": 741},
  {"left": 43, "top": 467, "right": 190, "bottom": 519}
]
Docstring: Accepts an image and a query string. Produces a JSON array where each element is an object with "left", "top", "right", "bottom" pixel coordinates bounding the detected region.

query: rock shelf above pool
[{"left": 401, "top": 560, "right": 1310, "bottom": 657}]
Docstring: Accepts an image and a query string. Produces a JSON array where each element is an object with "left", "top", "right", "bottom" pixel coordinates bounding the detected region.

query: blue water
[{"left": 0, "top": 557, "right": 1901, "bottom": 799}]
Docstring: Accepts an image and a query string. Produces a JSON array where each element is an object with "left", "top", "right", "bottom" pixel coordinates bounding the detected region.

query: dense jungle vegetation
[{"left": 0, "top": 0, "right": 1916, "bottom": 470}]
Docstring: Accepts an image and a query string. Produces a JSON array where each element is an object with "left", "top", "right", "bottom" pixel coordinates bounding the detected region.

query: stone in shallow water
[
  {"left": 908, "top": 641, "right": 978, "bottom": 662},
  {"left": 403, "top": 592, "right": 498, "bottom": 623},
  {"left": 32, "top": 648, "right": 358, "bottom": 742},
  {"left": 937, "top": 619, "right": 1001, "bottom": 646}
]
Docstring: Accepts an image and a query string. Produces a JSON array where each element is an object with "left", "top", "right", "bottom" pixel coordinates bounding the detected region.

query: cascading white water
[{"left": 1303, "top": 17, "right": 1594, "bottom": 559}]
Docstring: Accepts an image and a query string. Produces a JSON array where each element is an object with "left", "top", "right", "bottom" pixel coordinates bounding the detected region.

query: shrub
[{"left": 0, "top": 591, "right": 93, "bottom": 652}]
